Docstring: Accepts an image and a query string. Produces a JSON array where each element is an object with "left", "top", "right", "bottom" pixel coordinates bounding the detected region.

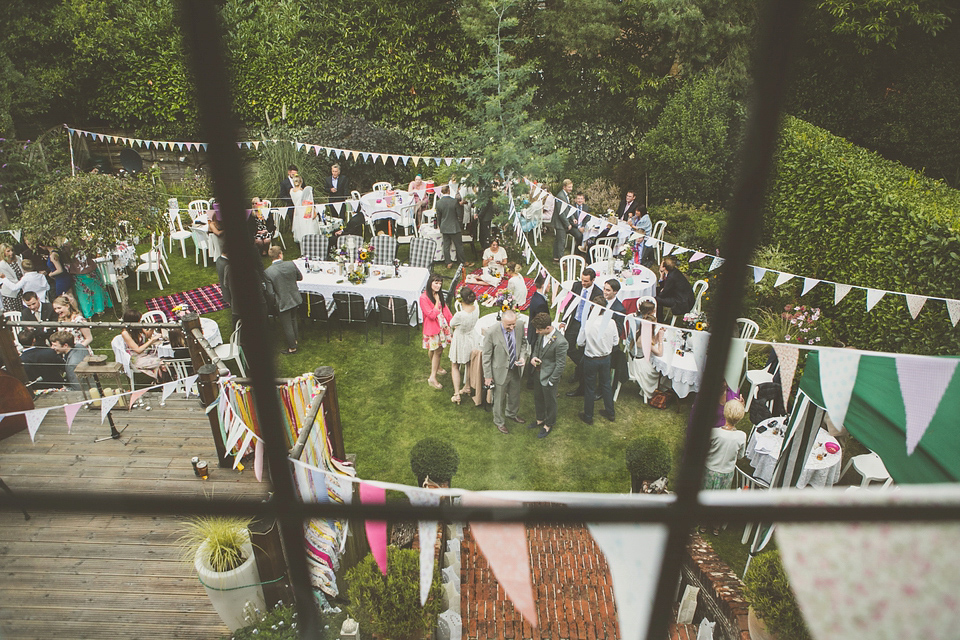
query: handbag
[{"left": 649, "top": 390, "right": 671, "bottom": 410}]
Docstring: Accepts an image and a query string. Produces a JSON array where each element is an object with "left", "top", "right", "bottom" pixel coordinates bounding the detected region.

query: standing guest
[
  {"left": 525, "top": 278, "right": 550, "bottom": 347},
  {"left": 120, "top": 309, "right": 167, "bottom": 381},
  {"left": 702, "top": 399, "right": 747, "bottom": 534},
  {"left": 66, "top": 251, "right": 112, "bottom": 318},
  {"left": 18, "top": 328, "right": 65, "bottom": 388},
  {"left": 448, "top": 287, "right": 480, "bottom": 404},
  {"left": 21, "top": 291, "right": 58, "bottom": 344},
  {"left": 625, "top": 300, "right": 667, "bottom": 402},
  {"left": 561, "top": 268, "right": 600, "bottom": 397},
  {"left": 600, "top": 279, "right": 628, "bottom": 395},
  {"left": 482, "top": 309, "right": 528, "bottom": 434},
  {"left": 504, "top": 263, "right": 527, "bottom": 308},
  {"left": 571, "top": 192, "right": 590, "bottom": 228},
  {"left": 577, "top": 295, "right": 619, "bottom": 425},
  {"left": 437, "top": 185, "right": 469, "bottom": 269},
  {"left": 206, "top": 202, "right": 226, "bottom": 261},
  {"left": 408, "top": 174, "right": 430, "bottom": 226},
  {"left": 279, "top": 165, "right": 299, "bottom": 205},
  {"left": 529, "top": 312, "right": 567, "bottom": 439},
  {"left": 50, "top": 330, "right": 88, "bottom": 390},
  {"left": 551, "top": 179, "right": 574, "bottom": 262},
  {"left": 655, "top": 256, "right": 695, "bottom": 322},
  {"left": 0, "top": 243, "right": 25, "bottom": 311},
  {"left": 323, "top": 164, "right": 350, "bottom": 204},
  {"left": 419, "top": 274, "right": 453, "bottom": 391},
  {"left": 42, "top": 243, "right": 73, "bottom": 297},
  {"left": 616, "top": 190, "right": 639, "bottom": 221},
  {"left": 6, "top": 259, "right": 51, "bottom": 303},
  {"left": 263, "top": 247, "right": 303, "bottom": 354},
  {"left": 52, "top": 294, "right": 92, "bottom": 352},
  {"left": 215, "top": 247, "right": 238, "bottom": 328}
]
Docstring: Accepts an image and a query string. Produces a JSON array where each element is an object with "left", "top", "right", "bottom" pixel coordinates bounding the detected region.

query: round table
[
  {"left": 746, "top": 422, "right": 843, "bottom": 489},
  {"left": 586, "top": 261, "right": 657, "bottom": 313},
  {"left": 156, "top": 317, "right": 223, "bottom": 357},
  {"left": 650, "top": 328, "right": 709, "bottom": 398}
]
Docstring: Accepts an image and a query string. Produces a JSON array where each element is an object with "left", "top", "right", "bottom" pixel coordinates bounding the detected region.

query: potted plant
[
  {"left": 625, "top": 435, "right": 672, "bottom": 493},
  {"left": 181, "top": 516, "right": 266, "bottom": 632},
  {"left": 346, "top": 547, "right": 442, "bottom": 640},
  {"left": 742, "top": 550, "right": 812, "bottom": 640},
  {"left": 410, "top": 438, "right": 460, "bottom": 487}
]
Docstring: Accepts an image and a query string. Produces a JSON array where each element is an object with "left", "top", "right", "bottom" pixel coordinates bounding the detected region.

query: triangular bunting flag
[
  {"left": 234, "top": 429, "right": 255, "bottom": 469},
  {"left": 834, "top": 283, "right": 853, "bottom": 304},
  {"left": 461, "top": 494, "right": 538, "bottom": 628},
  {"left": 905, "top": 294, "right": 926, "bottom": 319},
  {"left": 161, "top": 380, "right": 177, "bottom": 404},
  {"left": 254, "top": 439, "right": 264, "bottom": 482},
  {"left": 64, "top": 401, "right": 84, "bottom": 434},
  {"left": 296, "top": 142, "right": 305, "bottom": 151},
  {"left": 801, "top": 278, "right": 820, "bottom": 296},
  {"left": 128, "top": 389, "right": 148, "bottom": 410},
  {"left": 588, "top": 523, "right": 667, "bottom": 640},
  {"left": 774, "top": 272, "right": 795, "bottom": 288},
  {"left": 689, "top": 251, "right": 707, "bottom": 262},
  {"left": 350, "top": 150, "right": 360, "bottom": 161},
  {"left": 947, "top": 300, "right": 960, "bottom": 327},
  {"left": 724, "top": 338, "right": 748, "bottom": 392},
  {"left": 359, "top": 482, "right": 388, "bottom": 575},
  {"left": 402, "top": 487, "right": 441, "bottom": 606},
  {"left": 896, "top": 355, "right": 959, "bottom": 455},
  {"left": 333, "top": 202, "right": 344, "bottom": 216},
  {"left": 225, "top": 417, "right": 246, "bottom": 453},
  {"left": 708, "top": 256, "right": 724, "bottom": 272},
  {"left": 753, "top": 266, "right": 767, "bottom": 283},
  {"left": 772, "top": 343, "right": 800, "bottom": 411},
  {"left": 671, "top": 246, "right": 690, "bottom": 256},
  {"left": 25, "top": 408, "right": 49, "bottom": 442},
  {"left": 400, "top": 155, "right": 410, "bottom": 165},
  {"left": 866, "top": 288, "right": 886, "bottom": 312},
  {"left": 444, "top": 157, "right": 453, "bottom": 166},
  {"left": 253, "top": 141, "right": 261, "bottom": 150},
  {"left": 662, "top": 242, "right": 675, "bottom": 257},
  {"left": 818, "top": 349, "right": 861, "bottom": 428},
  {"left": 100, "top": 394, "right": 121, "bottom": 424},
  {"left": 183, "top": 374, "right": 199, "bottom": 397}
]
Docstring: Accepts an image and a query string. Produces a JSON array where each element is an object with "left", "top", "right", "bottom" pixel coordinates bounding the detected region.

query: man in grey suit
[
  {"left": 529, "top": 312, "right": 568, "bottom": 439},
  {"left": 551, "top": 178, "right": 574, "bottom": 262},
  {"left": 263, "top": 246, "right": 303, "bottom": 354},
  {"left": 482, "top": 310, "right": 529, "bottom": 434},
  {"left": 437, "top": 185, "right": 469, "bottom": 269}
]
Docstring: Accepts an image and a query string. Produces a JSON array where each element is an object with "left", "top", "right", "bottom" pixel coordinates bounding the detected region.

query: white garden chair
[
  {"left": 167, "top": 209, "right": 193, "bottom": 258},
  {"left": 589, "top": 244, "right": 614, "bottom": 273},
  {"left": 559, "top": 255, "right": 585, "bottom": 285},
  {"left": 191, "top": 227, "right": 210, "bottom": 267},
  {"left": 691, "top": 279, "right": 709, "bottom": 315}
]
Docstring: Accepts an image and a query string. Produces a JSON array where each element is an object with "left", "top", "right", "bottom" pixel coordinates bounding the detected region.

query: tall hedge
[{"left": 765, "top": 117, "right": 960, "bottom": 355}]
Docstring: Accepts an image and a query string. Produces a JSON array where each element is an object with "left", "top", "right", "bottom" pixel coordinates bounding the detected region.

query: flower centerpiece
[
  {"left": 358, "top": 243, "right": 376, "bottom": 272},
  {"left": 171, "top": 304, "right": 191, "bottom": 319},
  {"left": 335, "top": 247, "right": 350, "bottom": 275},
  {"left": 347, "top": 269, "right": 367, "bottom": 285},
  {"left": 619, "top": 246, "right": 634, "bottom": 271},
  {"left": 682, "top": 310, "right": 709, "bottom": 332}
]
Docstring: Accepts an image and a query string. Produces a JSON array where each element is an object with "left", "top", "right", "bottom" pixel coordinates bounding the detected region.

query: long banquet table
[{"left": 294, "top": 260, "right": 430, "bottom": 326}]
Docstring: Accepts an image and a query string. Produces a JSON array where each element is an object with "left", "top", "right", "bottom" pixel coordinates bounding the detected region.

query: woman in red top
[{"left": 419, "top": 274, "right": 453, "bottom": 390}]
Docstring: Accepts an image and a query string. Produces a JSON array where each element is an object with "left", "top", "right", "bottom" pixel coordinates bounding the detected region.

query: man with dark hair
[
  {"left": 561, "top": 268, "right": 600, "bottom": 397},
  {"left": 551, "top": 178, "right": 574, "bottom": 262},
  {"left": 264, "top": 246, "right": 303, "bottom": 354},
  {"left": 524, "top": 278, "right": 550, "bottom": 389},
  {"left": 279, "top": 165, "right": 299, "bottom": 204},
  {"left": 601, "top": 278, "right": 629, "bottom": 397},
  {"left": 529, "top": 312, "right": 567, "bottom": 439},
  {"left": 19, "top": 328, "right": 65, "bottom": 388},
  {"left": 50, "top": 330, "right": 87, "bottom": 390},
  {"left": 323, "top": 164, "right": 350, "bottom": 204},
  {"left": 616, "top": 190, "right": 639, "bottom": 221},
  {"left": 21, "top": 291, "right": 57, "bottom": 344},
  {"left": 656, "top": 256, "right": 695, "bottom": 322},
  {"left": 437, "top": 185, "right": 469, "bottom": 269},
  {"left": 577, "top": 295, "right": 618, "bottom": 424}
]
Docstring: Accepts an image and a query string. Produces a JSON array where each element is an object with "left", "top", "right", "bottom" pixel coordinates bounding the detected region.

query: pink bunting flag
[
  {"left": 772, "top": 343, "right": 800, "bottom": 411},
  {"left": 254, "top": 439, "right": 264, "bottom": 481},
  {"left": 689, "top": 251, "right": 707, "bottom": 262},
  {"left": 896, "top": 355, "right": 959, "bottom": 455},
  {"left": 63, "top": 402, "right": 84, "bottom": 434},
  {"left": 461, "top": 494, "right": 538, "bottom": 628},
  {"left": 359, "top": 482, "right": 388, "bottom": 575},
  {"left": 128, "top": 389, "right": 148, "bottom": 410}
]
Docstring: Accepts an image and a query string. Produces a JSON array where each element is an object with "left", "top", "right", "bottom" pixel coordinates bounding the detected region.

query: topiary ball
[
  {"left": 625, "top": 435, "right": 672, "bottom": 482},
  {"left": 410, "top": 438, "right": 460, "bottom": 486}
]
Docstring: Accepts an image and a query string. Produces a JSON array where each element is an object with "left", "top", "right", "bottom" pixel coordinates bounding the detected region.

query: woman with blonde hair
[
  {"left": 52, "top": 294, "right": 93, "bottom": 353},
  {"left": 0, "top": 243, "right": 24, "bottom": 311},
  {"left": 504, "top": 263, "right": 527, "bottom": 308}
]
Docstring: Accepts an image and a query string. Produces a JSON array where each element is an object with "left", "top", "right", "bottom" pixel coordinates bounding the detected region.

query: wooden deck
[{"left": 0, "top": 391, "right": 272, "bottom": 640}]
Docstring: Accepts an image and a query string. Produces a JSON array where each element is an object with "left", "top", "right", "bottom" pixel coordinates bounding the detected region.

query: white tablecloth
[
  {"left": 746, "top": 424, "right": 843, "bottom": 489},
  {"left": 294, "top": 260, "right": 429, "bottom": 326},
  {"left": 586, "top": 261, "right": 657, "bottom": 311},
  {"left": 651, "top": 328, "right": 709, "bottom": 398},
  {"left": 580, "top": 216, "right": 636, "bottom": 251},
  {"left": 157, "top": 317, "right": 222, "bottom": 357},
  {"left": 352, "top": 189, "right": 413, "bottom": 222}
]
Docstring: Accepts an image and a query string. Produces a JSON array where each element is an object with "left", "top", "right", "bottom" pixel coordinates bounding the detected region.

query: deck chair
[
  {"left": 375, "top": 295, "right": 412, "bottom": 343},
  {"left": 214, "top": 321, "right": 246, "bottom": 376},
  {"left": 303, "top": 293, "right": 331, "bottom": 342},
  {"left": 300, "top": 234, "right": 329, "bottom": 262},
  {"left": 332, "top": 292, "right": 373, "bottom": 342},
  {"left": 408, "top": 236, "right": 436, "bottom": 270},
  {"left": 372, "top": 235, "right": 398, "bottom": 265},
  {"left": 372, "top": 181, "right": 392, "bottom": 192}
]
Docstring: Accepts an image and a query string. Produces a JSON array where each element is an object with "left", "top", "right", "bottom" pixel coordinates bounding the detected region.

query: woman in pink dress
[{"left": 418, "top": 274, "right": 453, "bottom": 390}]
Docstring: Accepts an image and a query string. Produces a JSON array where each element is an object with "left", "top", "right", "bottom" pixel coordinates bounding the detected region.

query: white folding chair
[
  {"left": 214, "top": 321, "right": 246, "bottom": 377},
  {"left": 191, "top": 227, "right": 210, "bottom": 267},
  {"left": 589, "top": 244, "right": 614, "bottom": 272},
  {"left": 94, "top": 257, "right": 123, "bottom": 303},
  {"left": 188, "top": 199, "right": 211, "bottom": 225},
  {"left": 4, "top": 311, "right": 23, "bottom": 354},
  {"left": 111, "top": 334, "right": 136, "bottom": 391},
  {"left": 140, "top": 310, "right": 169, "bottom": 324},
  {"left": 140, "top": 234, "right": 170, "bottom": 278},
  {"left": 691, "top": 280, "right": 709, "bottom": 315},
  {"left": 841, "top": 451, "right": 893, "bottom": 488},
  {"left": 372, "top": 181, "right": 392, "bottom": 192},
  {"left": 652, "top": 219, "right": 667, "bottom": 263},
  {"left": 167, "top": 210, "right": 193, "bottom": 258},
  {"left": 269, "top": 208, "right": 286, "bottom": 249},
  {"left": 559, "top": 255, "right": 585, "bottom": 285},
  {"left": 596, "top": 236, "right": 618, "bottom": 252},
  {"left": 737, "top": 317, "right": 759, "bottom": 341},
  {"left": 135, "top": 242, "right": 166, "bottom": 290}
]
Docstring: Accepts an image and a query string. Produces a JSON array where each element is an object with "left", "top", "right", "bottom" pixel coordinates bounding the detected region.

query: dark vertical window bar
[
  {"left": 175, "top": 1, "right": 322, "bottom": 636},
  {"left": 646, "top": 2, "right": 804, "bottom": 638}
]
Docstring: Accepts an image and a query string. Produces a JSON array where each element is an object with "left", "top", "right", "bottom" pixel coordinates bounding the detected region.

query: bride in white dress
[{"left": 292, "top": 182, "right": 320, "bottom": 243}]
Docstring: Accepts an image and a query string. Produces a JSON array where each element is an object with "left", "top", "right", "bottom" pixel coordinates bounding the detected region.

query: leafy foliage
[
  {"left": 816, "top": 0, "right": 953, "bottom": 52},
  {"left": 0, "top": 133, "right": 71, "bottom": 215},
  {"left": 743, "top": 550, "right": 813, "bottom": 640},
  {"left": 410, "top": 437, "right": 460, "bottom": 486},
  {"left": 229, "top": 605, "right": 298, "bottom": 640},
  {"left": 625, "top": 434, "right": 672, "bottom": 482},
  {"left": 649, "top": 202, "right": 727, "bottom": 254},
  {"left": 345, "top": 548, "right": 443, "bottom": 640},
  {"left": 766, "top": 117, "right": 960, "bottom": 355}
]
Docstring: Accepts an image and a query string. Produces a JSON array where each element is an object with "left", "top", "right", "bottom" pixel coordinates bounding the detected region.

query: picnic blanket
[
  {"left": 459, "top": 270, "right": 535, "bottom": 311},
  {"left": 145, "top": 284, "right": 226, "bottom": 317}
]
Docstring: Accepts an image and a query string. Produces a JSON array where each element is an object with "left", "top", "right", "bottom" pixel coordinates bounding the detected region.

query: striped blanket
[{"left": 145, "top": 284, "right": 226, "bottom": 317}]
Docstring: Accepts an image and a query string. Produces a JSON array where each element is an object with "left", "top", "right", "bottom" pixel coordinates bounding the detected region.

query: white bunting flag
[
  {"left": 753, "top": 266, "right": 766, "bottom": 283},
  {"left": 772, "top": 343, "right": 800, "bottom": 410},
  {"left": 896, "top": 355, "right": 959, "bottom": 455},
  {"left": 100, "top": 394, "right": 121, "bottom": 424},
  {"left": 401, "top": 487, "right": 442, "bottom": 605},
  {"left": 234, "top": 429, "right": 255, "bottom": 469},
  {"left": 801, "top": 278, "right": 820, "bottom": 296},
  {"left": 834, "top": 283, "right": 853, "bottom": 304},
  {"left": 708, "top": 256, "right": 724, "bottom": 272},
  {"left": 661, "top": 242, "right": 675, "bottom": 257},
  {"left": 947, "top": 300, "right": 960, "bottom": 327},
  {"left": 161, "top": 380, "right": 177, "bottom": 404},
  {"left": 588, "top": 523, "right": 668, "bottom": 640},
  {"left": 25, "top": 408, "right": 49, "bottom": 442},
  {"left": 525, "top": 257, "right": 536, "bottom": 273},
  {"left": 905, "top": 294, "right": 927, "bottom": 319},
  {"left": 183, "top": 375, "right": 199, "bottom": 397},
  {"left": 724, "top": 338, "right": 748, "bottom": 392},
  {"left": 818, "top": 349, "right": 862, "bottom": 428},
  {"left": 64, "top": 401, "right": 84, "bottom": 434},
  {"left": 399, "top": 155, "right": 410, "bottom": 165},
  {"left": 774, "top": 272, "right": 795, "bottom": 288},
  {"left": 866, "top": 288, "right": 886, "bottom": 312},
  {"left": 411, "top": 156, "right": 421, "bottom": 166},
  {"left": 671, "top": 246, "right": 690, "bottom": 256},
  {"left": 254, "top": 439, "right": 264, "bottom": 481}
]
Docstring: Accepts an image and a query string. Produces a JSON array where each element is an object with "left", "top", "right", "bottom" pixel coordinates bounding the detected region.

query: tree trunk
[{"left": 117, "top": 271, "right": 131, "bottom": 315}]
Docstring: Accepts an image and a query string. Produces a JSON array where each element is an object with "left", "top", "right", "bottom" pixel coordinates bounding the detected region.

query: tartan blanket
[
  {"left": 145, "top": 284, "right": 226, "bottom": 317},
  {"left": 459, "top": 270, "right": 535, "bottom": 311}
]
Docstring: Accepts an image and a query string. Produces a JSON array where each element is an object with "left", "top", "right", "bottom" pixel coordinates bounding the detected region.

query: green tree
[
  {"left": 816, "top": 0, "right": 953, "bottom": 53},
  {"left": 19, "top": 173, "right": 165, "bottom": 312}
]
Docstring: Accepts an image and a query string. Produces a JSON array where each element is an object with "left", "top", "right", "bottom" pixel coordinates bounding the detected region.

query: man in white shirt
[
  {"left": 4, "top": 259, "right": 50, "bottom": 302},
  {"left": 577, "top": 295, "right": 619, "bottom": 425}
]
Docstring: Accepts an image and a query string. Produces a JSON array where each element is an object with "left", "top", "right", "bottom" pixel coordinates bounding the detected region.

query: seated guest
[
  {"left": 505, "top": 263, "right": 527, "bottom": 308},
  {"left": 120, "top": 309, "right": 168, "bottom": 381},
  {"left": 482, "top": 238, "right": 507, "bottom": 277},
  {"left": 52, "top": 294, "right": 92, "bottom": 353},
  {"left": 18, "top": 328, "right": 65, "bottom": 388},
  {"left": 579, "top": 222, "right": 617, "bottom": 255},
  {"left": 408, "top": 174, "right": 430, "bottom": 226},
  {"left": 655, "top": 256, "right": 695, "bottom": 322},
  {"left": 21, "top": 291, "right": 58, "bottom": 344},
  {"left": 248, "top": 197, "right": 276, "bottom": 256},
  {"left": 49, "top": 330, "right": 89, "bottom": 390},
  {"left": 5, "top": 259, "right": 50, "bottom": 303},
  {"left": 333, "top": 210, "right": 367, "bottom": 240},
  {"left": 631, "top": 206, "right": 652, "bottom": 235}
]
